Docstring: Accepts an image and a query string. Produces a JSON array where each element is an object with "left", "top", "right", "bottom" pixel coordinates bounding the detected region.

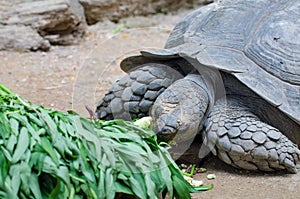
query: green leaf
[
  {"left": 112, "top": 23, "right": 124, "bottom": 34},
  {"left": 98, "top": 170, "right": 106, "bottom": 199},
  {"left": 105, "top": 168, "right": 115, "bottom": 199},
  {"left": 29, "top": 174, "right": 43, "bottom": 199},
  {"left": 0, "top": 83, "right": 197, "bottom": 199},
  {"left": 6, "top": 134, "right": 17, "bottom": 153},
  {"left": 144, "top": 172, "right": 157, "bottom": 199},
  {"left": 49, "top": 179, "right": 61, "bottom": 199},
  {"left": 0, "top": 112, "right": 11, "bottom": 139},
  {"left": 40, "top": 137, "right": 60, "bottom": 166},
  {"left": 26, "top": 113, "right": 44, "bottom": 127},
  {"left": 114, "top": 181, "right": 134, "bottom": 195},
  {"left": 172, "top": 175, "right": 192, "bottom": 199},
  {"left": 9, "top": 118, "right": 19, "bottom": 135},
  {"left": 29, "top": 152, "right": 46, "bottom": 175},
  {"left": 129, "top": 174, "right": 147, "bottom": 199},
  {"left": 193, "top": 184, "right": 214, "bottom": 191},
  {"left": 12, "top": 127, "right": 29, "bottom": 163}
]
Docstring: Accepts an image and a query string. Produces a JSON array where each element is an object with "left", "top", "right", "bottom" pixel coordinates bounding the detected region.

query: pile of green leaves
[{"left": 0, "top": 84, "right": 197, "bottom": 199}]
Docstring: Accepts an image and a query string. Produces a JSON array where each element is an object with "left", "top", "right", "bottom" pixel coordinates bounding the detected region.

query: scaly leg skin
[
  {"left": 95, "top": 64, "right": 182, "bottom": 121},
  {"left": 203, "top": 97, "right": 300, "bottom": 173},
  {"left": 151, "top": 72, "right": 209, "bottom": 143}
]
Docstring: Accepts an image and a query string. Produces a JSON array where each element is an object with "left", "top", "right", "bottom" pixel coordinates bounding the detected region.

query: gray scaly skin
[
  {"left": 97, "top": 67, "right": 300, "bottom": 173},
  {"left": 204, "top": 97, "right": 300, "bottom": 173},
  {"left": 151, "top": 72, "right": 209, "bottom": 142},
  {"left": 96, "top": 64, "right": 182, "bottom": 120},
  {"left": 151, "top": 71, "right": 300, "bottom": 173},
  {"left": 152, "top": 71, "right": 300, "bottom": 173},
  {"left": 96, "top": 0, "right": 300, "bottom": 173}
]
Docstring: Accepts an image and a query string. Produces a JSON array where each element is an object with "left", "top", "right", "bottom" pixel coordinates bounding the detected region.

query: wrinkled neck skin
[{"left": 184, "top": 60, "right": 226, "bottom": 130}]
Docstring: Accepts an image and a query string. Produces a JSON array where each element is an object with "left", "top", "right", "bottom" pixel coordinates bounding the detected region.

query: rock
[
  {"left": 0, "top": 0, "right": 212, "bottom": 51},
  {"left": 0, "top": 25, "right": 50, "bottom": 51},
  {"left": 79, "top": 0, "right": 213, "bottom": 25},
  {"left": 0, "top": 0, "right": 86, "bottom": 51}
]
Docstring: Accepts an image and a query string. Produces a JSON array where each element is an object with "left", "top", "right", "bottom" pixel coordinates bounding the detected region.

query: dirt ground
[{"left": 0, "top": 10, "right": 299, "bottom": 199}]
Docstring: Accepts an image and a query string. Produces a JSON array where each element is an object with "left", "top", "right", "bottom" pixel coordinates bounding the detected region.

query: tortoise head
[{"left": 150, "top": 72, "right": 210, "bottom": 143}]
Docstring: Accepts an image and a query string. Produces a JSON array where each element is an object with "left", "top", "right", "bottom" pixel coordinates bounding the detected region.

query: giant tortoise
[{"left": 96, "top": 0, "right": 300, "bottom": 173}]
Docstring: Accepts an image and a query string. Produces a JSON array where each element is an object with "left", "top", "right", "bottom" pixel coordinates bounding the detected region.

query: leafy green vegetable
[{"left": 0, "top": 84, "right": 196, "bottom": 198}]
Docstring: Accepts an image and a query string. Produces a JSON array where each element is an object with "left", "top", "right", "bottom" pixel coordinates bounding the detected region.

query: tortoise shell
[{"left": 120, "top": 0, "right": 300, "bottom": 124}]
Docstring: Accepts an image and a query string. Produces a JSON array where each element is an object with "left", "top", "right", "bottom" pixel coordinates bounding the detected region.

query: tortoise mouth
[{"left": 156, "top": 126, "right": 178, "bottom": 142}]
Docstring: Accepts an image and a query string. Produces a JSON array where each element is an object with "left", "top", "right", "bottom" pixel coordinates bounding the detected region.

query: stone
[
  {"left": 130, "top": 95, "right": 141, "bottom": 101},
  {"left": 232, "top": 121, "right": 241, "bottom": 127},
  {"left": 0, "top": 0, "right": 212, "bottom": 51},
  {"left": 0, "top": 0, "right": 86, "bottom": 51},
  {"left": 109, "top": 83, "right": 124, "bottom": 92},
  {"left": 129, "top": 70, "right": 139, "bottom": 79},
  {"left": 79, "top": 0, "right": 212, "bottom": 25},
  {"left": 0, "top": 25, "right": 50, "bottom": 51},
  {"left": 118, "top": 76, "right": 132, "bottom": 87}
]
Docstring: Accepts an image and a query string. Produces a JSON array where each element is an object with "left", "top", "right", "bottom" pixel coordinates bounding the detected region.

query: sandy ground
[{"left": 0, "top": 9, "right": 299, "bottom": 199}]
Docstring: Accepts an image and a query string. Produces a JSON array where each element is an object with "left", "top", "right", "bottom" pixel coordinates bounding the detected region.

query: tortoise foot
[{"left": 204, "top": 97, "right": 300, "bottom": 173}]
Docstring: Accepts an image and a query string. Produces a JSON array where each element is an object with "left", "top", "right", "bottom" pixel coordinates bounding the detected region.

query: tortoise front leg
[
  {"left": 96, "top": 63, "right": 182, "bottom": 121},
  {"left": 203, "top": 97, "right": 300, "bottom": 173}
]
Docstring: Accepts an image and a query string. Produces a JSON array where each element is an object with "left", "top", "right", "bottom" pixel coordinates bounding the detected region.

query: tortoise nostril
[{"left": 160, "top": 126, "right": 174, "bottom": 135}]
